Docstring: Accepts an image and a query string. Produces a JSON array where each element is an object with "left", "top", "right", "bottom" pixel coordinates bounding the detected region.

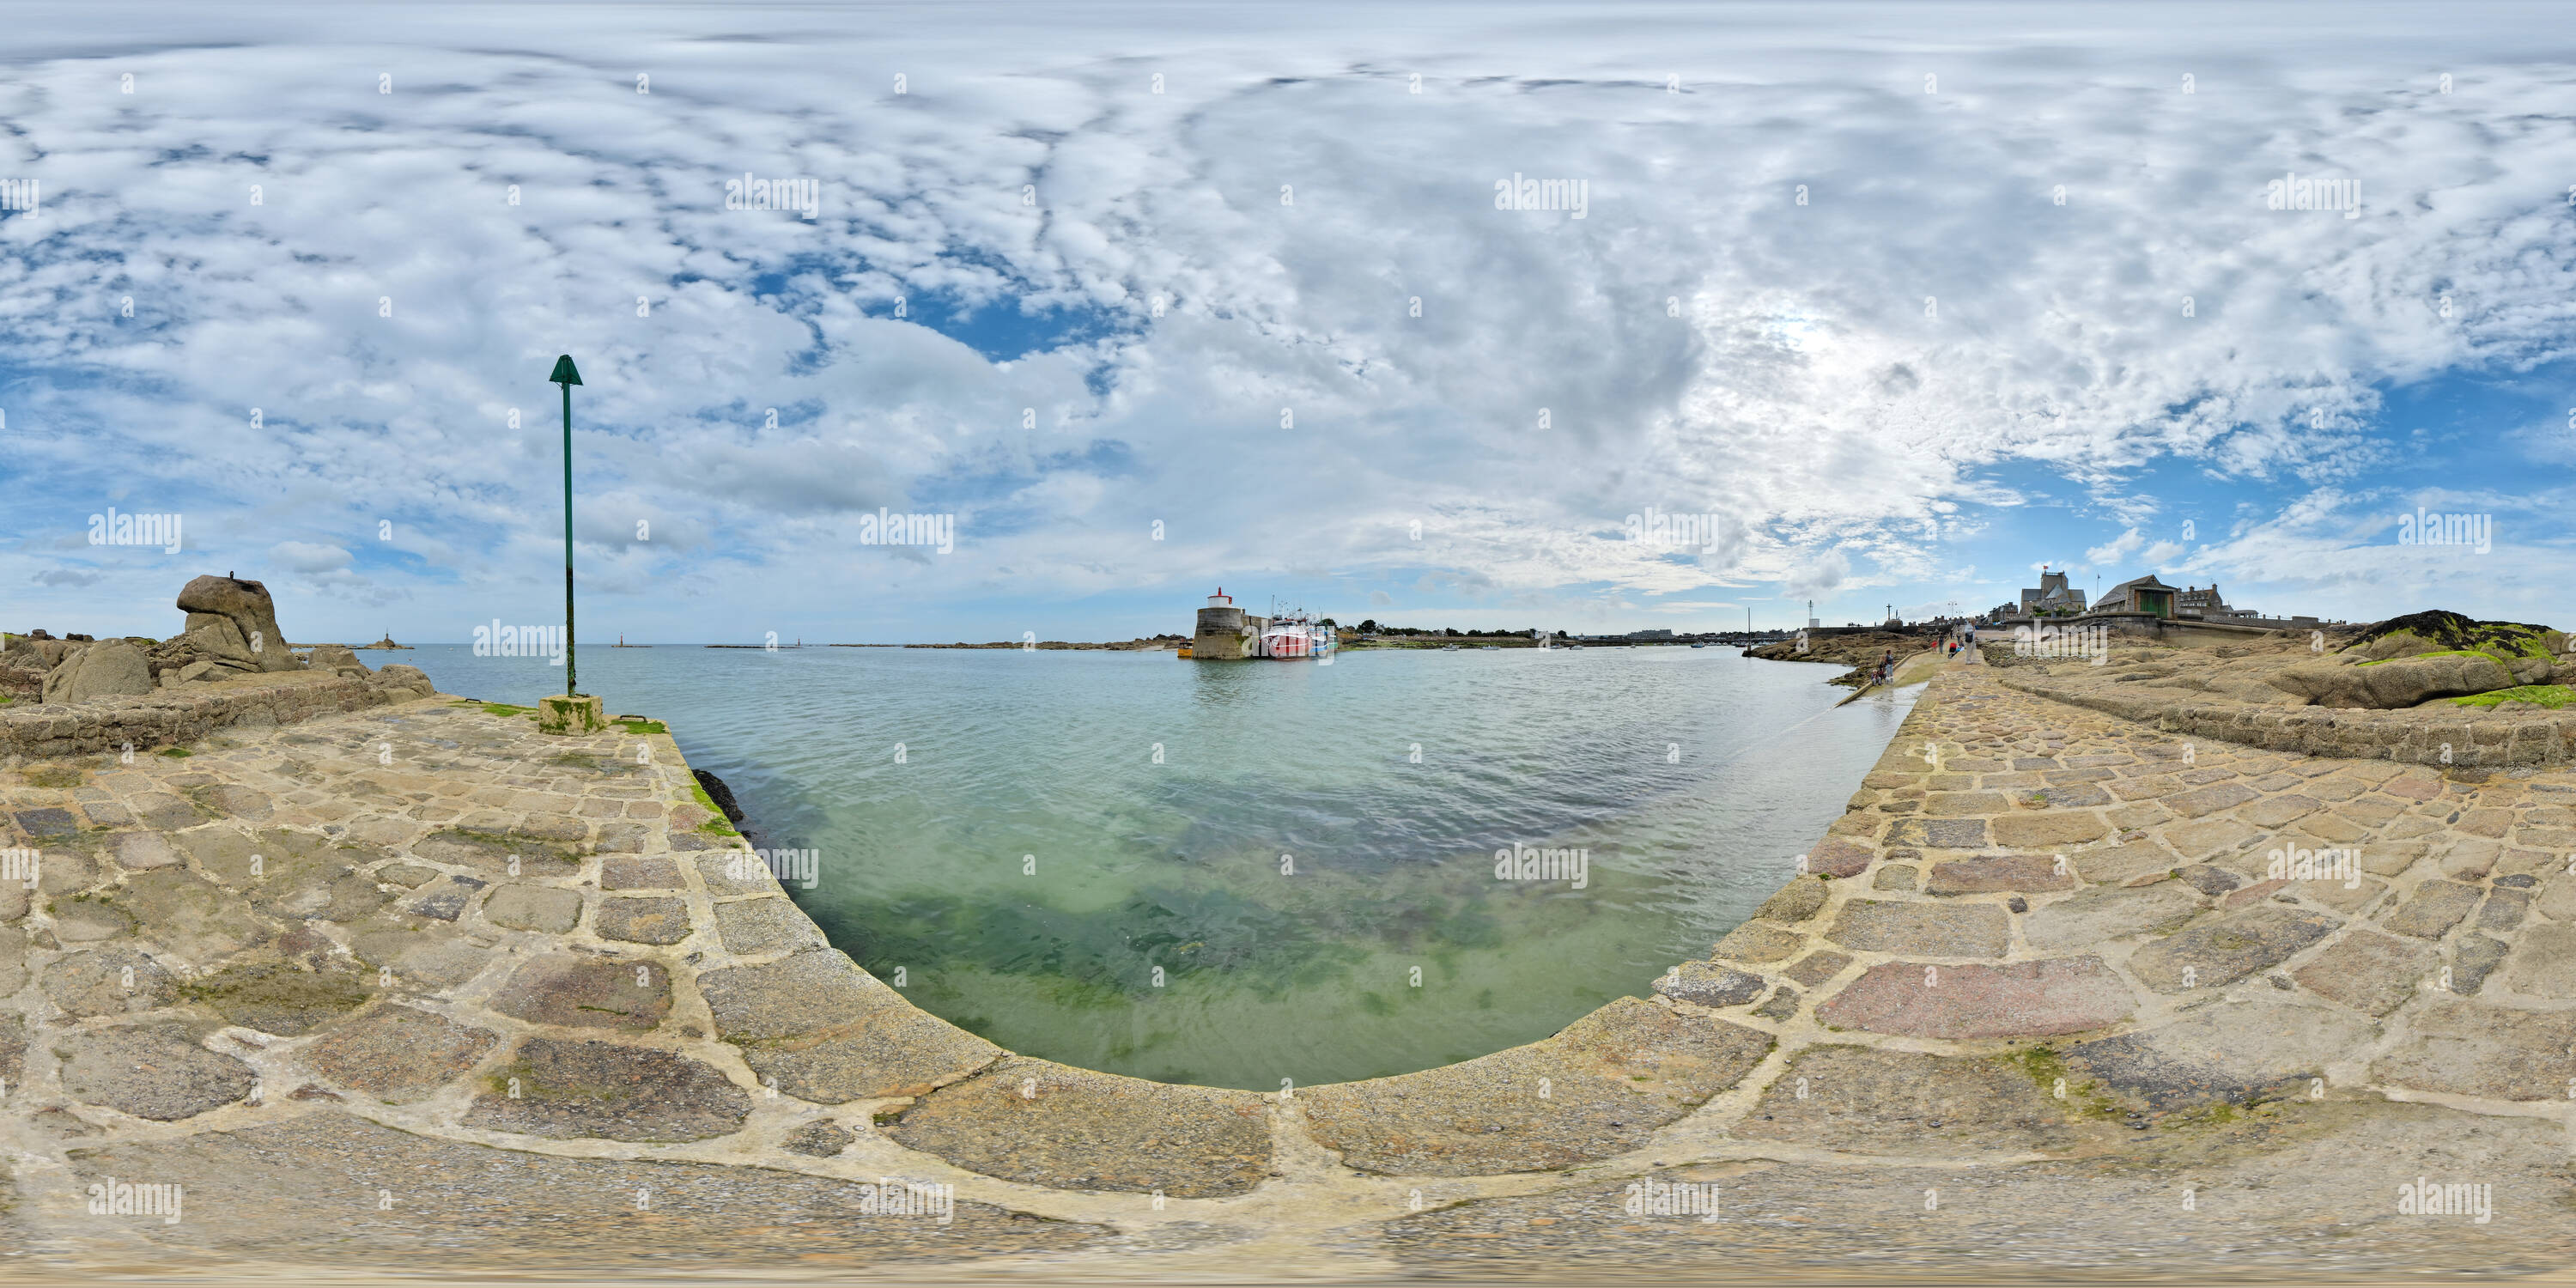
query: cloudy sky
[{"left": 3, "top": 2, "right": 2572, "bottom": 643}]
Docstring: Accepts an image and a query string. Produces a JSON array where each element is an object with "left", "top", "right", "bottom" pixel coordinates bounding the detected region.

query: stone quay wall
[
  {"left": 2002, "top": 670, "right": 2576, "bottom": 768},
  {"left": 0, "top": 660, "right": 2570, "bottom": 1281},
  {"left": 0, "top": 670, "right": 434, "bottom": 763}
]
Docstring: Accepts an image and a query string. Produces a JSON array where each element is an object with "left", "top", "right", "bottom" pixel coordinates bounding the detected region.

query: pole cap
[{"left": 549, "top": 355, "right": 583, "bottom": 386}]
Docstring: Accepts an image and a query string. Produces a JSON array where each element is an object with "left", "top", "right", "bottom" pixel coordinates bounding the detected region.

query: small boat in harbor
[{"left": 1257, "top": 609, "right": 1334, "bottom": 660}]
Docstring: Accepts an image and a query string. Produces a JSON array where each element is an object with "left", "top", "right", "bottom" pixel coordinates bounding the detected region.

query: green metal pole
[{"left": 562, "top": 377, "right": 575, "bottom": 698}]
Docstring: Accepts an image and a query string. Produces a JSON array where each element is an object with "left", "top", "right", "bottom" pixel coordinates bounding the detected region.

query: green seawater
[{"left": 406, "top": 643, "right": 1916, "bottom": 1090}]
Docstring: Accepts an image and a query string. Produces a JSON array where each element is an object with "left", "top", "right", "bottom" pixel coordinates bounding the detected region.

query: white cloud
[{"left": 0, "top": 8, "right": 2571, "bottom": 637}]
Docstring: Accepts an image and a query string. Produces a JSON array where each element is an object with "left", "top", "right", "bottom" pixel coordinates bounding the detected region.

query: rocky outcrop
[
  {"left": 40, "top": 640, "right": 155, "bottom": 704},
  {"left": 174, "top": 574, "right": 301, "bottom": 674},
  {"left": 306, "top": 643, "right": 372, "bottom": 678},
  {"left": 2268, "top": 651, "right": 2542, "bottom": 709}
]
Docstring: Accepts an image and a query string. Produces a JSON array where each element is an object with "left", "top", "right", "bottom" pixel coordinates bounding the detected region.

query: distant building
[
  {"left": 2175, "top": 583, "right": 2251, "bottom": 621},
  {"left": 1625, "top": 629, "right": 1674, "bottom": 640},
  {"left": 2092, "top": 574, "right": 2178, "bottom": 618},
  {"left": 2019, "top": 568, "right": 2087, "bottom": 617}
]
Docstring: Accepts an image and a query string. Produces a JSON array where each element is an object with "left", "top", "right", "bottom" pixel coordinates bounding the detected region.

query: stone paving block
[
  {"left": 1815, "top": 957, "right": 2133, "bottom": 1039},
  {"left": 482, "top": 884, "right": 582, "bottom": 933},
  {"left": 2069, "top": 844, "right": 2180, "bottom": 885},
  {"left": 2239, "top": 793, "right": 2323, "bottom": 827},
  {"left": 2163, "top": 817, "right": 2264, "bottom": 860},
  {"left": 1655, "top": 962, "right": 1765, "bottom": 1007},
  {"left": 1923, "top": 792, "right": 2008, "bottom": 816},
  {"left": 1883, "top": 818, "right": 1988, "bottom": 850},
  {"left": 696, "top": 850, "right": 786, "bottom": 896},
  {"left": 412, "top": 827, "right": 580, "bottom": 877},
  {"left": 1710, "top": 921, "right": 1804, "bottom": 963},
  {"left": 0, "top": 925, "right": 27, "bottom": 995},
  {"left": 600, "top": 853, "right": 683, "bottom": 890},
  {"left": 111, "top": 832, "right": 180, "bottom": 871},
  {"left": 1298, "top": 999, "right": 1770, "bottom": 1176},
  {"left": 2166, "top": 783, "right": 2260, "bottom": 818},
  {"left": 2022, "top": 882, "right": 2202, "bottom": 952},
  {"left": 1872, "top": 864, "right": 1918, "bottom": 890},
  {"left": 2063, "top": 997, "right": 2377, "bottom": 1110},
  {"left": 0, "top": 1010, "right": 21, "bottom": 1099},
  {"left": 50, "top": 895, "right": 135, "bottom": 943},
  {"left": 2374, "top": 998, "right": 2576, "bottom": 1100},
  {"left": 1990, "top": 813, "right": 2108, "bottom": 848},
  {"left": 125, "top": 792, "right": 198, "bottom": 830},
  {"left": 40, "top": 946, "right": 177, "bottom": 1017},
  {"left": 2382, "top": 880, "right": 2482, "bottom": 939},
  {"left": 51, "top": 1115, "right": 1103, "bottom": 1267},
  {"left": 1752, "top": 876, "right": 1828, "bottom": 923},
  {"left": 348, "top": 913, "right": 493, "bottom": 990},
  {"left": 489, "top": 954, "right": 672, "bottom": 1030},
  {"left": 1924, "top": 854, "right": 2073, "bottom": 895},
  {"left": 2475, "top": 887, "right": 2529, "bottom": 933},
  {"left": 886, "top": 1055, "right": 1271, "bottom": 1197},
  {"left": 2439, "top": 838, "right": 2500, "bottom": 881},
  {"left": 781, "top": 1120, "right": 859, "bottom": 1157},
  {"left": 184, "top": 958, "right": 374, "bottom": 1035},
  {"left": 1781, "top": 951, "right": 1852, "bottom": 988},
  {"left": 55, "top": 1023, "right": 255, "bottom": 1121},
  {"left": 407, "top": 875, "right": 487, "bottom": 921},
  {"left": 376, "top": 862, "right": 437, "bottom": 889},
  {"left": 1801, "top": 836, "right": 1873, "bottom": 878},
  {"left": 1737, "top": 1046, "right": 2075, "bottom": 1158},
  {"left": 2500, "top": 923, "right": 2576, "bottom": 998},
  {"left": 2451, "top": 933, "right": 2509, "bottom": 995},
  {"left": 465, "top": 1037, "right": 750, "bottom": 1143},
  {"left": 13, "top": 807, "right": 80, "bottom": 837},
  {"left": 713, "top": 896, "right": 828, "bottom": 955},
  {"left": 2289, "top": 930, "right": 2436, "bottom": 1016},
  {"left": 596, "top": 895, "right": 692, "bottom": 945},
  {"left": 198, "top": 785, "right": 273, "bottom": 820},
  {"left": 697, "top": 949, "right": 1004, "bottom": 1102},
  {"left": 1823, "top": 900, "right": 2008, "bottom": 957},
  {"left": 2128, "top": 906, "right": 2339, "bottom": 994},
  {"left": 305, "top": 1004, "right": 501, "bottom": 1103}
]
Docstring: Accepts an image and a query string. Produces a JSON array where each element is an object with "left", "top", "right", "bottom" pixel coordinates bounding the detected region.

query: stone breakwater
[
  {"left": 0, "top": 669, "right": 435, "bottom": 761},
  {"left": 0, "top": 661, "right": 2571, "bottom": 1280}
]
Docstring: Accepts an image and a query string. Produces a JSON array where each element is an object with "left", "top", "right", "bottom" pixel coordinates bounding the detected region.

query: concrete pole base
[{"left": 538, "top": 692, "right": 605, "bottom": 735}]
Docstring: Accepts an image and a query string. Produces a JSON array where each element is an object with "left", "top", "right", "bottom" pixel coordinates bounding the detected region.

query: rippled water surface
[{"left": 402, "top": 643, "right": 1916, "bottom": 1090}]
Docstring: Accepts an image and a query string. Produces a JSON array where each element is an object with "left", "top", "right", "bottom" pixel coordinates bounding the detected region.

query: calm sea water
[{"left": 399, "top": 642, "right": 1916, "bottom": 1090}]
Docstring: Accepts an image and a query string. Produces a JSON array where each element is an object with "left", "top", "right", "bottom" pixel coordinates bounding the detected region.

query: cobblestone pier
[{"left": 1, "top": 659, "right": 2571, "bottom": 1281}]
